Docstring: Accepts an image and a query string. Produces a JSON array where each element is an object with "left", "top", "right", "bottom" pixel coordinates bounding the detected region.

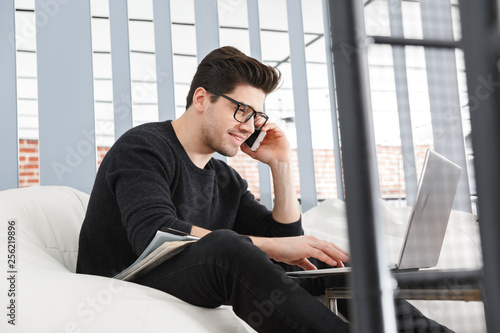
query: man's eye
[{"left": 238, "top": 105, "right": 250, "bottom": 113}]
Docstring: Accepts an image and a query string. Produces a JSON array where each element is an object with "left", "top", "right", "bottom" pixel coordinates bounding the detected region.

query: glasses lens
[
  {"left": 235, "top": 104, "right": 253, "bottom": 123},
  {"left": 254, "top": 113, "right": 267, "bottom": 129}
]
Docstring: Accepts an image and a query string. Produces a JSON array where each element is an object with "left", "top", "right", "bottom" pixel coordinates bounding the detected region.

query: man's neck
[{"left": 171, "top": 115, "right": 214, "bottom": 169}]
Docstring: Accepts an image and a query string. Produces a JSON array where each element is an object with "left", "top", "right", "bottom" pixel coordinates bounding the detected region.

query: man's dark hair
[{"left": 185, "top": 46, "right": 281, "bottom": 109}]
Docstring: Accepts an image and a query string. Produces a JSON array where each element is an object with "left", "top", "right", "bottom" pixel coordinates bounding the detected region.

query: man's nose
[{"left": 239, "top": 119, "right": 255, "bottom": 134}]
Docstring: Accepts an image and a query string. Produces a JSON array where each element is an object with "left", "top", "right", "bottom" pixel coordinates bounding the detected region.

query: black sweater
[{"left": 76, "top": 121, "right": 302, "bottom": 277}]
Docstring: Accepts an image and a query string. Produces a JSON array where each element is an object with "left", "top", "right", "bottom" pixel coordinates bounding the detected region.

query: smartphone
[{"left": 244, "top": 130, "right": 266, "bottom": 152}]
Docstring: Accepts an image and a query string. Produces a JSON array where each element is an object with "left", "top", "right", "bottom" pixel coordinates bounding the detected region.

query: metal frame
[
  {"left": 328, "top": 1, "right": 397, "bottom": 332},
  {"left": 458, "top": 0, "right": 500, "bottom": 331},
  {"left": 329, "top": 0, "right": 497, "bottom": 330},
  {"left": 370, "top": 36, "right": 460, "bottom": 49}
]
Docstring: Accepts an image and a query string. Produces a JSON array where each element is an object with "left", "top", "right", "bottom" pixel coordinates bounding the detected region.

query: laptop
[{"left": 287, "top": 149, "right": 462, "bottom": 278}]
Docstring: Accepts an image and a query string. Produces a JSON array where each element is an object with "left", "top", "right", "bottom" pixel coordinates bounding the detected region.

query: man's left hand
[{"left": 240, "top": 123, "right": 292, "bottom": 167}]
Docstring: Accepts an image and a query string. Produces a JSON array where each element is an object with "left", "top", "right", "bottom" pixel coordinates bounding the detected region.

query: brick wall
[
  {"left": 97, "top": 146, "right": 110, "bottom": 165},
  {"left": 19, "top": 139, "right": 40, "bottom": 187},
  {"left": 17, "top": 139, "right": 430, "bottom": 200},
  {"left": 18, "top": 140, "right": 110, "bottom": 188},
  {"left": 375, "top": 145, "right": 430, "bottom": 198},
  {"left": 228, "top": 145, "right": 430, "bottom": 200}
]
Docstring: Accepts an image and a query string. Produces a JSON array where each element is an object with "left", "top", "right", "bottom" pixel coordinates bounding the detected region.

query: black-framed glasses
[{"left": 206, "top": 88, "right": 269, "bottom": 130}]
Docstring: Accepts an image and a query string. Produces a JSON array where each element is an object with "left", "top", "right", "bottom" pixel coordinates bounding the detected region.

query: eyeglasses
[{"left": 206, "top": 88, "right": 269, "bottom": 130}]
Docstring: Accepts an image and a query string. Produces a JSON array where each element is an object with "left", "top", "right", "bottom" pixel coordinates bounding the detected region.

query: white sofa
[
  {"left": 0, "top": 186, "right": 255, "bottom": 333},
  {"left": 0, "top": 186, "right": 486, "bottom": 332},
  {"left": 302, "top": 198, "right": 486, "bottom": 333}
]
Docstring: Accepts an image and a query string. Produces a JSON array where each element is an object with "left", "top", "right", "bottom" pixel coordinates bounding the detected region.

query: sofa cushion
[{"left": 0, "top": 186, "right": 88, "bottom": 272}]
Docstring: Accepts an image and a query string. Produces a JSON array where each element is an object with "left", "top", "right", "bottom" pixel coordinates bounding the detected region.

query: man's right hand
[{"left": 250, "top": 235, "right": 350, "bottom": 271}]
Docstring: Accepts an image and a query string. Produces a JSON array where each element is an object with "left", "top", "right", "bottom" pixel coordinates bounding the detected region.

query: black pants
[{"left": 135, "top": 229, "right": 452, "bottom": 332}]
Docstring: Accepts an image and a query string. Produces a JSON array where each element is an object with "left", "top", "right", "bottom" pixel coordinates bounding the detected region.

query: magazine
[{"left": 114, "top": 228, "right": 199, "bottom": 281}]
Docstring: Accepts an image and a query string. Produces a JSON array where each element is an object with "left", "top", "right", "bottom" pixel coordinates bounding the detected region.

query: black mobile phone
[{"left": 244, "top": 130, "right": 266, "bottom": 152}]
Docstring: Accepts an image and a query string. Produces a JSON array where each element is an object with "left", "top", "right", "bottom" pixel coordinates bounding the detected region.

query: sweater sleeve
[
  {"left": 232, "top": 179, "right": 303, "bottom": 238},
  {"left": 105, "top": 131, "right": 193, "bottom": 255}
]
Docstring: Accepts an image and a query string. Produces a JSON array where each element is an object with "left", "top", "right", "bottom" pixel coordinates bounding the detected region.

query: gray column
[
  {"left": 329, "top": 0, "right": 398, "bottom": 331},
  {"left": 194, "top": 0, "right": 220, "bottom": 61},
  {"left": 388, "top": 0, "right": 418, "bottom": 205},
  {"left": 0, "top": 0, "right": 19, "bottom": 190},
  {"left": 420, "top": 0, "right": 471, "bottom": 212},
  {"left": 322, "top": 0, "right": 344, "bottom": 201},
  {"left": 458, "top": 0, "right": 500, "bottom": 331},
  {"left": 286, "top": 0, "right": 318, "bottom": 212},
  {"left": 193, "top": 0, "right": 225, "bottom": 162},
  {"left": 35, "top": 0, "right": 96, "bottom": 194},
  {"left": 153, "top": 0, "right": 177, "bottom": 121},
  {"left": 109, "top": 0, "right": 133, "bottom": 139},
  {"left": 247, "top": 0, "right": 273, "bottom": 210}
]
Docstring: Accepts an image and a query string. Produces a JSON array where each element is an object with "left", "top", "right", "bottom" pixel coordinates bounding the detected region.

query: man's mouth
[{"left": 229, "top": 133, "right": 246, "bottom": 146}]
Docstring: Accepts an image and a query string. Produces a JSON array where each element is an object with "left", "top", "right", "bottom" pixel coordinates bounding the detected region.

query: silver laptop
[{"left": 287, "top": 149, "right": 462, "bottom": 278}]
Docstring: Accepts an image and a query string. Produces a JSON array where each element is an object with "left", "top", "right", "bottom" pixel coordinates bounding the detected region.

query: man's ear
[{"left": 192, "top": 87, "right": 209, "bottom": 113}]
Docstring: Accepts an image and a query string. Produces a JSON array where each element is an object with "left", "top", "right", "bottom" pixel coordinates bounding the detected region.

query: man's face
[{"left": 201, "top": 85, "right": 266, "bottom": 157}]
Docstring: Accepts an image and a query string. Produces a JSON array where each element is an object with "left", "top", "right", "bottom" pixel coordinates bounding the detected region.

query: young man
[
  {"left": 77, "top": 46, "right": 349, "bottom": 332},
  {"left": 76, "top": 46, "right": 450, "bottom": 332}
]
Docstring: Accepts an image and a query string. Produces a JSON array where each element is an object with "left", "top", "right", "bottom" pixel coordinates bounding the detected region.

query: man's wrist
[
  {"left": 268, "top": 154, "right": 292, "bottom": 172},
  {"left": 269, "top": 160, "right": 301, "bottom": 223},
  {"left": 249, "top": 236, "right": 273, "bottom": 257},
  {"left": 190, "top": 225, "right": 211, "bottom": 238},
  {"left": 269, "top": 159, "right": 293, "bottom": 174}
]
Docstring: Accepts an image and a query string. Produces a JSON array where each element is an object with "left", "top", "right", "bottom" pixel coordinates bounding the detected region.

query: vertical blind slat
[
  {"left": 322, "top": 0, "right": 345, "bottom": 201},
  {"left": 35, "top": 0, "right": 96, "bottom": 194},
  {"left": 0, "top": 0, "right": 19, "bottom": 190},
  {"left": 388, "top": 0, "right": 418, "bottom": 205},
  {"left": 420, "top": 0, "right": 472, "bottom": 212},
  {"left": 247, "top": 0, "right": 273, "bottom": 210},
  {"left": 153, "top": 0, "right": 177, "bottom": 122},
  {"left": 109, "top": 0, "right": 133, "bottom": 139},
  {"left": 193, "top": 0, "right": 225, "bottom": 162},
  {"left": 287, "top": 0, "right": 318, "bottom": 211},
  {"left": 194, "top": 0, "right": 220, "bottom": 62}
]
